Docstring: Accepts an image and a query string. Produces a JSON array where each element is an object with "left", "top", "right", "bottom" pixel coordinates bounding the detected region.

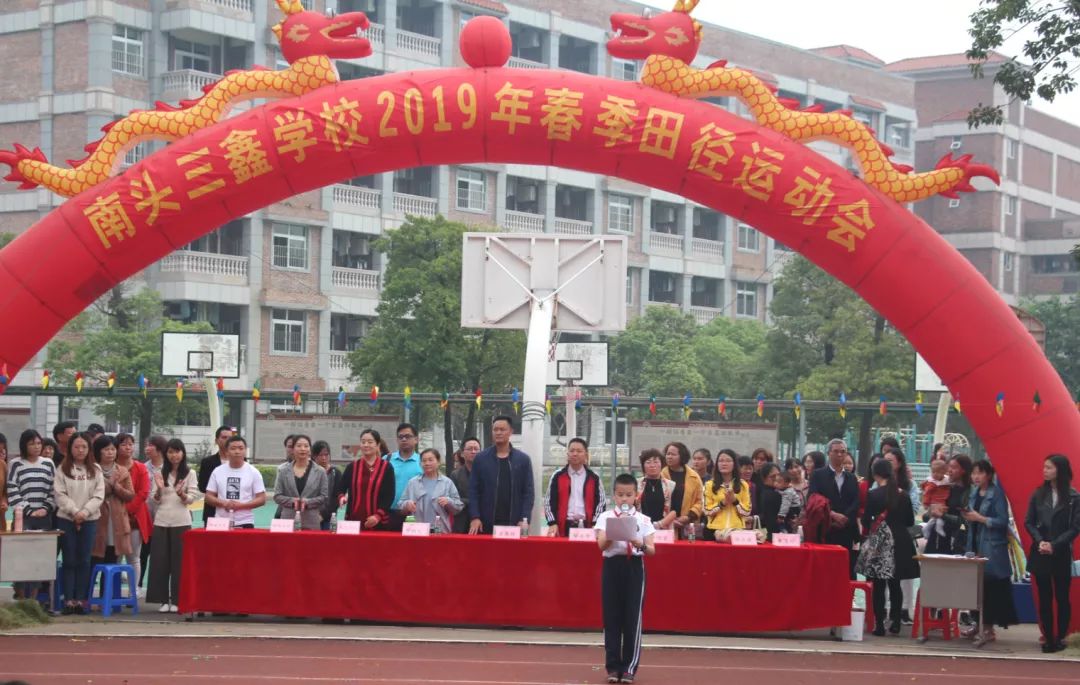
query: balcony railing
[
  {"left": 329, "top": 351, "right": 351, "bottom": 372},
  {"left": 690, "top": 305, "right": 722, "bottom": 325},
  {"left": 204, "top": 0, "right": 252, "bottom": 12},
  {"left": 554, "top": 217, "right": 593, "bottom": 235},
  {"left": 508, "top": 56, "right": 546, "bottom": 69},
  {"left": 647, "top": 300, "right": 682, "bottom": 310},
  {"left": 691, "top": 238, "right": 724, "bottom": 260},
  {"left": 331, "top": 267, "right": 380, "bottom": 291},
  {"left": 160, "top": 251, "right": 248, "bottom": 281},
  {"left": 332, "top": 184, "right": 381, "bottom": 211},
  {"left": 162, "top": 69, "right": 221, "bottom": 100},
  {"left": 504, "top": 210, "right": 544, "bottom": 233},
  {"left": 650, "top": 232, "right": 683, "bottom": 253},
  {"left": 367, "top": 22, "right": 385, "bottom": 47},
  {"left": 396, "top": 29, "right": 441, "bottom": 57},
  {"left": 392, "top": 192, "right": 437, "bottom": 217}
]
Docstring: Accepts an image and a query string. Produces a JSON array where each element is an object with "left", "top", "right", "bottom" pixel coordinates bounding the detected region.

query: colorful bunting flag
[
  {"left": 40, "top": 369, "right": 50, "bottom": 390},
  {"left": 439, "top": 390, "right": 449, "bottom": 411},
  {"left": 74, "top": 371, "right": 84, "bottom": 393},
  {"left": 717, "top": 396, "right": 727, "bottom": 418},
  {"left": 216, "top": 377, "right": 225, "bottom": 400},
  {"left": 252, "top": 378, "right": 262, "bottom": 401},
  {"left": 369, "top": 385, "right": 379, "bottom": 406},
  {"left": 1032, "top": 390, "right": 1042, "bottom": 413},
  {"left": 953, "top": 394, "right": 962, "bottom": 414},
  {"left": 756, "top": 393, "right": 765, "bottom": 418},
  {"left": 0, "top": 363, "right": 9, "bottom": 387},
  {"left": 337, "top": 386, "right": 346, "bottom": 409},
  {"left": 649, "top": 394, "right": 657, "bottom": 417},
  {"left": 175, "top": 378, "right": 184, "bottom": 403},
  {"left": 137, "top": 374, "right": 148, "bottom": 398},
  {"left": 612, "top": 393, "right": 620, "bottom": 415},
  {"left": 879, "top": 395, "right": 887, "bottom": 417},
  {"left": 403, "top": 385, "right": 412, "bottom": 411},
  {"left": 915, "top": 391, "right": 924, "bottom": 417},
  {"left": 474, "top": 387, "right": 483, "bottom": 409},
  {"left": 293, "top": 384, "right": 302, "bottom": 407},
  {"left": 575, "top": 389, "right": 583, "bottom": 412},
  {"left": 839, "top": 392, "right": 847, "bottom": 419},
  {"left": 544, "top": 393, "right": 552, "bottom": 415},
  {"left": 682, "top": 393, "right": 692, "bottom": 419},
  {"left": 995, "top": 392, "right": 1005, "bottom": 417},
  {"left": 793, "top": 392, "right": 801, "bottom": 420},
  {"left": 107, "top": 371, "right": 116, "bottom": 393},
  {"left": 511, "top": 387, "right": 520, "bottom": 414}
]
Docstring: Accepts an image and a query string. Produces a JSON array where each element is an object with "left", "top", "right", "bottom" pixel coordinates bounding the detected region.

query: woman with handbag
[
  {"left": 1024, "top": 454, "right": 1080, "bottom": 653},
  {"left": 961, "top": 459, "right": 1018, "bottom": 646},
  {"left": 858, "top": 459, "right": 919, "bottom": 636}
]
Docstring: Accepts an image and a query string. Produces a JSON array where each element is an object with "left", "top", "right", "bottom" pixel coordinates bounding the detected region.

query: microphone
[{"left": 619, "top": 503, "right": 635, "bottom": 516}]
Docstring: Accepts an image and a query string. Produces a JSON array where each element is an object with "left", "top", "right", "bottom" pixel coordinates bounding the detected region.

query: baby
[
  {"left": 922, "top": 459, "right": 950, "bottom": 538},
  {"left": 777, "top": 471, "right": 802, "bottom": 531}
]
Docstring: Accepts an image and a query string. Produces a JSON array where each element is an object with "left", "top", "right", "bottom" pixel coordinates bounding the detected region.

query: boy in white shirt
[
  {"left": 595, "top": 473, "right": 656, "bottom": 684},
  {"left": 205, "top": 436, "right": 266, "bottom": 528}
]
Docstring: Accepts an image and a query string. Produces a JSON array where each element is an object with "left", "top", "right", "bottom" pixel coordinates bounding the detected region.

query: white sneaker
[
  {"left": 158, "top": 604, "right": 171, "bottom": 613},
  {"left": 169, "top": 605, "right": 179, "bottom": 613}
]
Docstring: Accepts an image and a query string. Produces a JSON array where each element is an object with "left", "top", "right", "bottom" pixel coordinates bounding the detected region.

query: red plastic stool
[
  {"left": 850, "top": 580, "right": 875, "bottom": 631},
  {"left": 911, "top": 591, "right": 959, "bottom": 641}
]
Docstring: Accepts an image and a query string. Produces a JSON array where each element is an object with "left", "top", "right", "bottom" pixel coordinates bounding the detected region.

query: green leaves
[{"left": 966, "top": 0, "right": 1080, "bottom": 127}]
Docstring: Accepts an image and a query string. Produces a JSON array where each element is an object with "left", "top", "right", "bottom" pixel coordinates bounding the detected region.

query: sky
[{"left": 641, "top": 0, "right": 1080, "bottom": 126}]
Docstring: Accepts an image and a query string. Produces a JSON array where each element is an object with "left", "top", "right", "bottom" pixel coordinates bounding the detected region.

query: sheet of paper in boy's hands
[{"left": 604, "top": 515, "right": 639, "bottom": 542}]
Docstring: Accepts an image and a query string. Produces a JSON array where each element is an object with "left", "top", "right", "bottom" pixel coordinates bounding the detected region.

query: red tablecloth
[{"left": 179, "top": 530, "right": 850, "bottom": 633}]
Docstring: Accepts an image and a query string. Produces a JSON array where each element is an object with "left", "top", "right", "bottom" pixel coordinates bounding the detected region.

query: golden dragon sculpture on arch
[
  {"left": 607, "top": 0, "right": 999, "bottom": 202},
  {"left": 0, "top": 0, "right": 372, "bottom": 198}
]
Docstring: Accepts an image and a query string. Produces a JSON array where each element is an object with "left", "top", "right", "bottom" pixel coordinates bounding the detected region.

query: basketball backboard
[
  {"left": 460, "top": 234, "right": 627, "bottom": 333},
  {"left": 547, "top": 342, "right": 609, "bottom": 386},
  {"left": 161, "top": 332, "right": 241, "bottom": 378}
]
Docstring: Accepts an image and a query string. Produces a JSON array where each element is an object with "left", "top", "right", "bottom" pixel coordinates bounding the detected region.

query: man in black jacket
[
  {"left": 809, "top": 438, "right": 861, "bottom": 579},
  {"left": 197, "top": 426, "right": 236, "bottom": 526},
  {"left": 468, "top": 416, "right": 534, "bottom": 535}
]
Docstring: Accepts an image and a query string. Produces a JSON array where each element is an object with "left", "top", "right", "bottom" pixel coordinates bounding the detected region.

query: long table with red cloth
[{"left": 179, "top": 530, "right": 850, "bottom": 633}]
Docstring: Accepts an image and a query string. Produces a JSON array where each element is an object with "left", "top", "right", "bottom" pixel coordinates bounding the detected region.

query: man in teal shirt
[{"left": 385, "top": 422, "right": 422, "bottom": 531}]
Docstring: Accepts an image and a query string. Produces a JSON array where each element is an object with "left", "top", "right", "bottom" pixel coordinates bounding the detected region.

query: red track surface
[{"left": 2, "top": 637, "right": 1079, "bottom": 684}]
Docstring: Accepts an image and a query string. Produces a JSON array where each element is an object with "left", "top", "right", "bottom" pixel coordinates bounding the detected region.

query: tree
[
  {"left": 349, "top": 216, "right": 525, "bottom": 455},
  {"left": 967, "top": 1, "right": 1080, "bottom": 127},
  {"left": 1021, "top": 295, "right": 1080, "bottom": 392},
  {"left": 609, "top": 305, "right": 705, "bottom": 400},
  {"left": 763, "top": 257, "right": 915, "bottom": 461},
  {"left": 0, "top": 232, "right": 14, "bottom": 248},
  {"left": 45, "top": 286, "right": 212, "bottom": 448},
  {"left": 693, "top": 316, "right": 767, "bottom": 398}
]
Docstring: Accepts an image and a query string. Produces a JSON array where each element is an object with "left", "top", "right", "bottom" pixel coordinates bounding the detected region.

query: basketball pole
[{"left": 522, "top": 296, "right": 555, "bottom": 536}]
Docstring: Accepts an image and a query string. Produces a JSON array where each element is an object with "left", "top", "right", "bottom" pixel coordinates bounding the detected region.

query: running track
[{"left": 2, "top": 637, "right": 1078, "bottom": 684}]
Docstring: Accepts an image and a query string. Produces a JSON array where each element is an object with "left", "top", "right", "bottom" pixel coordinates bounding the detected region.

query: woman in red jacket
[{"left": 116, "top": 433, "right": 152, "bottom": 597}]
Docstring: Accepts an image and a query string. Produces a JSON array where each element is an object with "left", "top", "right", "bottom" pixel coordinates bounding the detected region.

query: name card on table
[
  {"left": 207, "top": 517, "right": 231, "bottom": 531},
  {"left": 569, "top": 527, "right": 598, "bottom": 541},
  {"left": 336, "top": 520, "right": 361, "bottom": 535},
  {"left": 492, "top": 525, "right": 522, "bottom": 539},
  {"left": 772, "top": 533, "right": 801, "bottom": 547},
  {"left": 729, "top": 530, "right": 759, "bottom": 546},
  {"left": 270, "top": 519, "right": 294, "bottom": 533},
  {"left": 402, "top": 522, "right": 431, "bottom": 537},
  {"left": 652, "top": 529, "right": 675, "bottom": 544}
]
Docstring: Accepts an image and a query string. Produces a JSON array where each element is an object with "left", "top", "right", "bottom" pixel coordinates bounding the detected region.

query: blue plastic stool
[{"left": 87, "top": 564, "right": 139, "bottom": 617}]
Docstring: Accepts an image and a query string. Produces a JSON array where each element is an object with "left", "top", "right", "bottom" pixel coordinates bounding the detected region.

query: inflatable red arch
[{"left": 0, "top": 9, "right": 1077, "bottom": 621}]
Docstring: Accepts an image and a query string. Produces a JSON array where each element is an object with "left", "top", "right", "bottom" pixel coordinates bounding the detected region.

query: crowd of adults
[{"left": 1, "top": 419, "right": 1077, "bottom": 651}]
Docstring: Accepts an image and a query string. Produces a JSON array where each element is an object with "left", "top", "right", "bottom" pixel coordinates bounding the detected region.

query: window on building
[
  {"left": 612, "top": 58, "right": 638, "bottom": 81},
  {"left": 608, "top": 194, "right": 633, "bottom": 232},
  {"left": 455, "top": 169, "right": 486, "bottom": 211},
  {"left": 1003, "top": 252, "right": 1014, "bottom": 272},
  {"left": 112, "top": 26, "right": 144, "bottom": 76},
  {"left": 1005, "top": 195, "right": 1017, "bottom": 216},
  {"left": 272, "top": 309, "right": 307, "bottom": 354},
  {"left": 1032, "top": 254, "right": 1080, "bottom": 274},
  {"left": 737, "top": 223, "right": 760, "bottom": 251},
  {"left": 1007, "top": 139, "right": 1018, "bottom": 159},
  {"left": 950, "top": 135, "right": 963, "bottom": 150},
  {"left": 948, "top": 199, "right": 961, "bottom": 209},
  {"left": 885, "top": 117, "right": 911, "bottom": 149},
  {"left": 459, "top": 10, "right": 477, "bottom": 29},
  {"left": 272, "top": 224, "right": 309, "bottom": 269},
  {"left": 625, "top": 272, "right": 634, "bottom": 305},
  {"left": 173, "top": 39, "right": 213, "bottom": 73},
  {"left": 735, "top": 282, "right": 758, "bottom": 318}
]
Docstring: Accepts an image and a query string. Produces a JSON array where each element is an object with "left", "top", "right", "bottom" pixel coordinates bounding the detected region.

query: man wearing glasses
[{"left": 386, "top": 422, "right": 423, "bottom": 531}]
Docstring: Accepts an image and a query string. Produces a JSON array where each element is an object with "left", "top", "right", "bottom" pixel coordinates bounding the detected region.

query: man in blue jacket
[{"left": 468, "top": 416, "right": 534, "bottom": 535}]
